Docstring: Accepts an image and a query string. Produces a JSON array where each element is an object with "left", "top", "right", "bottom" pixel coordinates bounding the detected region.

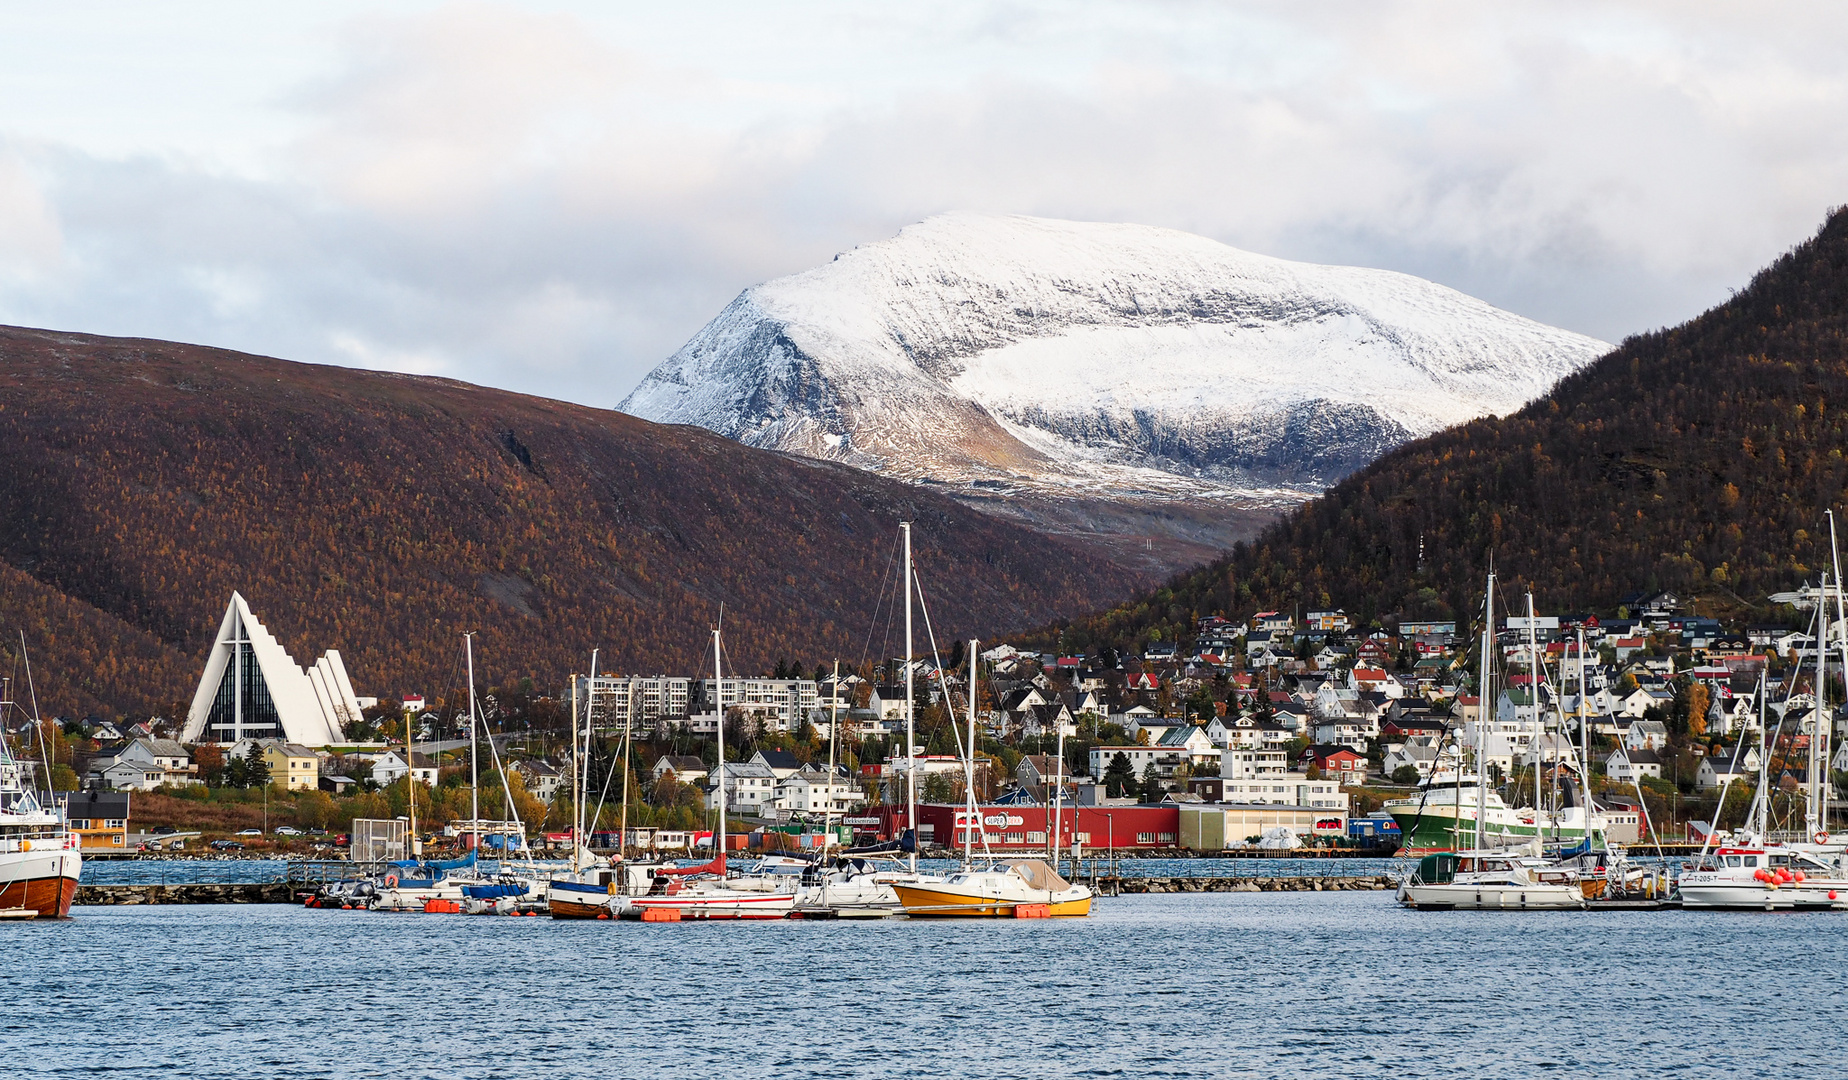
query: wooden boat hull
[
  {"left": 0, "top": 849, "right": 81, "bottom": 918},
  {"left": 547, "top": 881, "right": 614, "bottom": 919},
  {"left": 891, "top": 883, "right": 1092, "bottom": 917}
]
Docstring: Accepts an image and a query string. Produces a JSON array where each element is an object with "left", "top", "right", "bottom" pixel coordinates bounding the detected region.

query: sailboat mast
[
  {"left": 903, "top": 521, "right": 918, "bottom": 875},
  {"left": 826, "top": 658, "right": 840, "bottom": 853},
  {"left": 583, "top": 649, "right": 597, "bottom": 872},
  {"left": 1527, "top": 593, "right": 1541, "bottom": 838},
  {"left": 1827, "top": 509, "right": 1848, "bottom": 838},
  {"left": 1477, "top": 572, "right": 1494, "bottom": 851},
  {"left": 466, "top": 632, "right": 479, "bottom": 856},
  {"left": 1757, "top": 668, "right": 1770, "bottom": 835},
  {"left": 714, "top": 627, "right": 727, "bottom": 865},
  {"left": 1812, "top": 575, "right": 1828, "bottom": 841},
  {"left": 1052, "top": 711, "right": 1067, "bottom": 867},
  {"left": 569, "top": 672, "right": 579, "bottom": 873},
  {"left": 405, "top": 703, "right": 417, "bottom": 859},
  {"left": 963, "top": 640, "right": 980, "bottom": 867},
  {"left": 618, "top": 686, "right": 633, "bottom": 863},
  {"left": 1577, "top": 626, "right": 1590, "bottom": 837}
]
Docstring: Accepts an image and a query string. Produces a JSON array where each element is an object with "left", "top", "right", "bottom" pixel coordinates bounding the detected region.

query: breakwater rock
[
  {"left": 1103, "top": 875, "right": 1397, "bottom": 893},
  {"left": 77, "top": 883, "right": 296, "bottom": 905}
]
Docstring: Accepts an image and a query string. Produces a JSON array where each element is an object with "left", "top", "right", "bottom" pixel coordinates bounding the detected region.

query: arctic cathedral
[{"left": 179, "top": 593, "right": 364, "bottom": 748}]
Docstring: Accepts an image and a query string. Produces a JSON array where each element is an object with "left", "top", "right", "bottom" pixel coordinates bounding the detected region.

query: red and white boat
[
  {"left": 624, "top": 855, "right": 797, "bottom": 920},
  {"left": 1678, "top": 838, "right": 1848, "bottom": 910},
  {"left": 0, "top": 750, "right": 81, "bottom": 919}
]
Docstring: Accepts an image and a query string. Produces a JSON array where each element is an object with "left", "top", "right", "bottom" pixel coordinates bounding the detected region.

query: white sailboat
[
  {"left": 1398, "top": 571, "right": 1584, "bottom": 910},
  {"left": 626, "top": 624, "right": 796, "bottom": 919}
]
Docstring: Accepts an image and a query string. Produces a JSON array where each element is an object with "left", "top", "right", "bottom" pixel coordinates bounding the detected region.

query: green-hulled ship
[{"left": 1385, "top": 776, "right": 1608, "bottom": 854}]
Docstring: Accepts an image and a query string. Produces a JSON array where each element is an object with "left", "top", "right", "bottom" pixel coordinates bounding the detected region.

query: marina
[{"left": 11, "top": 891, "right": 1848, "bottom": 1079}]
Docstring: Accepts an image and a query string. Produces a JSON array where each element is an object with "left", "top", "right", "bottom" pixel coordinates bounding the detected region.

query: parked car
[
  {"left": 234, "top": 828, "right": 262, "bottom": 837},
  {"left": 308, "top": 828, "right": 329, "bottom": 836},
  {"left": 273, "top": 826, "right": 303, "bottom": 836},
  {"left": 210, "top": 840, "right": 244, "bottom": 851},
  {"left": 151, "top": 825, "right": 178, "bottom": 835}
]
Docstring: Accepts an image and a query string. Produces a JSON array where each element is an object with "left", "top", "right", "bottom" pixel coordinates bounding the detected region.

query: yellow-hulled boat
[{"left": 891, "top": 859, "right": 1093, "bottom": 917}]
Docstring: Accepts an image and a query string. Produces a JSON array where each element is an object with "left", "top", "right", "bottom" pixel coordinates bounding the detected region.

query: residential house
[
  {"left": 1606, "top": 747, "right": 1664, "bottom": 782},
  {"left": 1017, "top": 755, "right": 1066, "bottom": 792},
  {"left": 650, "top": 755, "right": 708, "bottom": 787},
  {"left": 1697, "top": 744, "right": 1761, "bottom": 789},
  {"left": 1301, "top": 745, "right": 1368, "bottom": 785},
  {"left": 1157, "top": 723, "right": 1221, "bottom": 768},
  {"left": 1218, "top": 747, "right": 1290, "bottom": 779},
  {"left": 513, "top": 759, "right": 564, "bottom": 802},
  {"left": 226, "top": 738, "right": 319, "bottom": 791},
  {"left": 65, "top": 791, "right": 131, "bottom": 850},
  {"left": 371, "top": 749, "right": 440, "bottom": 787},
  {"left": 749, "top": 749, "right": 805, "bottom": 781},
  {"left": 89, "top": 738, "right": 198, "bottom": 791},
  {"left": 1624, "top": 720, "right": 1669, "bottom": 752},
  {"left": 775, "top": 764, "right": 859, "bottom": 816},
  {"left": 708, "top": 761, "right": 778, "bottom": 816}
]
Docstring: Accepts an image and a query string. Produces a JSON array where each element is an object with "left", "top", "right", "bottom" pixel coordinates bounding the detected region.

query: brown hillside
[
  {"left": 0, "top": 326, "right": 1147, "bottom": 718},
  {"left": 1054, "top": 207, "right": 1848, "bottom": 651}
]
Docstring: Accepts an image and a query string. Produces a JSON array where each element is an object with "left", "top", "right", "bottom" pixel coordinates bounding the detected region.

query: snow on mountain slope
[{"left": 620, "top": 213, "right": 1610, "bottom": 503}]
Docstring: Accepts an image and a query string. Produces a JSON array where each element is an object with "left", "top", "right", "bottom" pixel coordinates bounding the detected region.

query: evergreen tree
[
  {"left": 1104, "top": 752, "right": 1136, "bottom": 798},
  {"left": 1140, "top": 762, "right": 1164, "bottom": 804}
]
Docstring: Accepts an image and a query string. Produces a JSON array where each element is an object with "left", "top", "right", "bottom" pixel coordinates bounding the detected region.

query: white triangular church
[{"left": 180, "top": 593, "right": 362, "bottom": 747}]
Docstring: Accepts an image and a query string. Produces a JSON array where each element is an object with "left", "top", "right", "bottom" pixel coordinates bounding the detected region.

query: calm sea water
[{"left": 7, "top": 893, "right": 1844, "bottom": 1079}]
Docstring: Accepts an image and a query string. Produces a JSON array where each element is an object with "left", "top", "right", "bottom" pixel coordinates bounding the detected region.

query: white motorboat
[
  {"left": 1678, "top": 839, "right": 1848, "bottom": 910},
  {"left": 626, "top": 855, "right": 798, "bottom": 920},
  {"left": 892, "top": 859, "right": 1094, "bottom": 917},
  {"left": 1398, "top": 850, "right": 1586, "bottom": 910},
  {"left": 793, "top": 856, "right": 923, "bottom": 918}
]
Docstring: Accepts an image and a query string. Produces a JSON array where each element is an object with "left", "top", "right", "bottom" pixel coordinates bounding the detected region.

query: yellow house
[
  {"left": 263, "top": 742, "right": 321, "bottom": 792},
  {"left": 65, "top": 791, "right": 131, "bottom": 850}
]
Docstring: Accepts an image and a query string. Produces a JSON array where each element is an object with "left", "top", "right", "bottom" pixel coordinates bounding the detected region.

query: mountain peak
[{"left": 622, "top": 213, "right": 1609, "bottom": 519}]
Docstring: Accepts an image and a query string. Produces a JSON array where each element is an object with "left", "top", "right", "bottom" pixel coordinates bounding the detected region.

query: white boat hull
[{"left": 1400, "top": 882, "right": 1585, "bottom": 910}]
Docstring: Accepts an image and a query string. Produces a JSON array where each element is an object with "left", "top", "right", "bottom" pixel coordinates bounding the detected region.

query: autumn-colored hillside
[
  {"left": 1053, "top": 207, "right": 1848, "bottom": 651},
  {"left": 0, "top": 327, "right": 1148, "bottom": 718}
]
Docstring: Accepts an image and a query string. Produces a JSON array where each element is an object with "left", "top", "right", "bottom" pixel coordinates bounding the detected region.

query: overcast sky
[{"left": 0, "top": 1, "right": 1844, "bottom": 408}]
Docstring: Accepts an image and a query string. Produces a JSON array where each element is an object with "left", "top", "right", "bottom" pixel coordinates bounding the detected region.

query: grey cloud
[{"left": 0, "top": 2, "right": 1844, "bottom": 406}]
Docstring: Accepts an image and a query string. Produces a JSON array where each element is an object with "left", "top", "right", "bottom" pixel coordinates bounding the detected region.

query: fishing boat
[
  {"left": 1678, "top": 838, "right": 1848, "bottom": 910},
  {"left": 891, "top": 859, "right": 1093, "bottom": 917},
  {"left": 0, "top": 747, "right": 80, "bottom": 919},
  {"left": 0, "top": 642, "right": 80, "bottom": 919},
  {"left": 1385, "top": 774, "right": 1608, "bottom": 855},
  {"left": 1397, "top": 849, "right": 1586, "bottom": 910}
]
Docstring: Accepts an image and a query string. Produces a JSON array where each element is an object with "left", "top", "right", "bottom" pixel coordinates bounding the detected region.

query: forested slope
[{"left": 0, "top": 327, "right": 1146, "bottom": 718}]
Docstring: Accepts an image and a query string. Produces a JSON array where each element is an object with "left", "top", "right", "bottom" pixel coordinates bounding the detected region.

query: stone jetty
[
  {"left": 1101, "top": 875, "right": 1397, "bottom": 893},
  {"left": 77, "top": 883, "right": 297, "bottom": 905}
]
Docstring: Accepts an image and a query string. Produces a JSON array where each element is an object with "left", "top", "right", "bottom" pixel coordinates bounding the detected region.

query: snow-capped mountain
[{"left": 620, "top": 214, "right": 1610, "bottom": 506}]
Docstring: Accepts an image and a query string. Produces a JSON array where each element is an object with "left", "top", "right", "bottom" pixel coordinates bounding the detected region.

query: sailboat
[
  {"left": 1386, "top": 586, "right": 1607, "bottom": 853},
  {"left": 548, "top": 648, "right": 630, "bottom": 918},
  {"left": 1397, "top": 571, "right": 1584, "bottom": 910},
  {"left": 624, "top": 625, "right": 797, "bottom": 920}
]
